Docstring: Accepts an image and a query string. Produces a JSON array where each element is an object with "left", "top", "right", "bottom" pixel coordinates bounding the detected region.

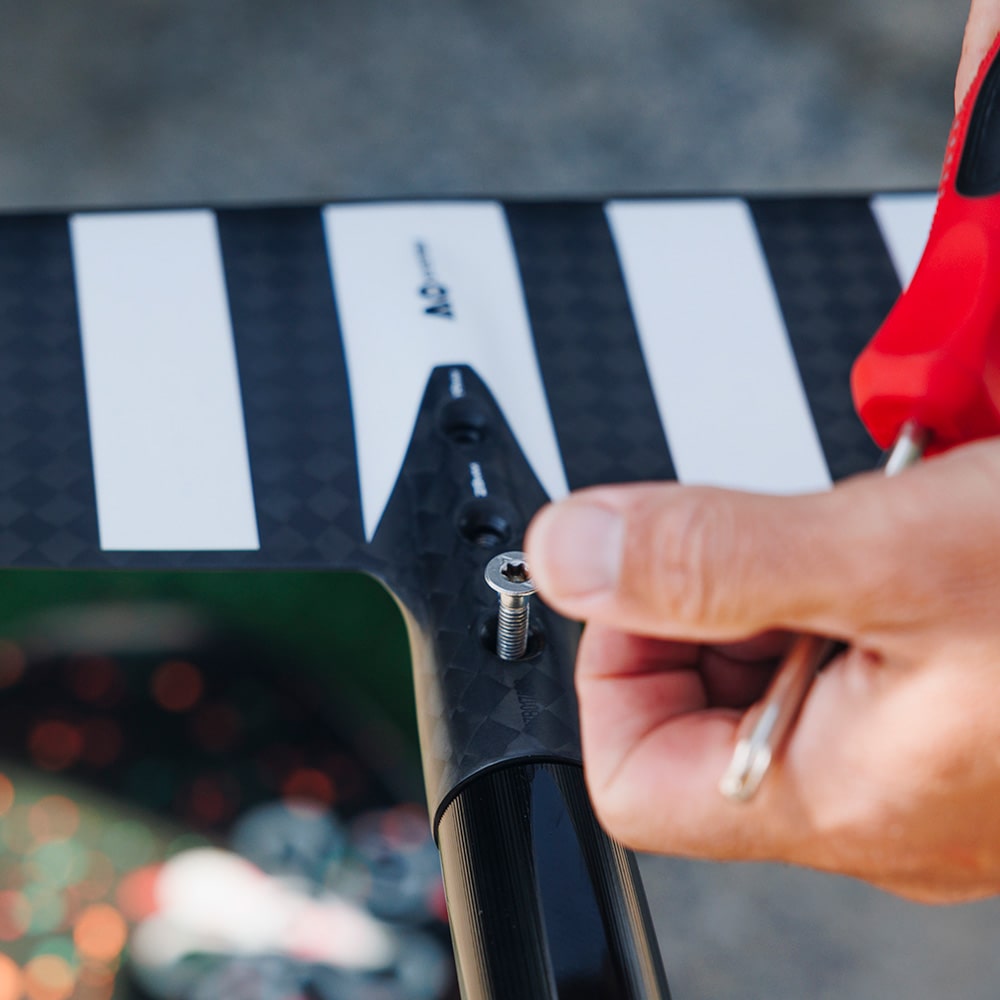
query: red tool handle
[{"left": 852, "top": 33, "right": 1000, "bottom": 452}]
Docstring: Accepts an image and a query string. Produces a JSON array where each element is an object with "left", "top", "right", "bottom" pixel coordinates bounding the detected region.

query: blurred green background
[{"left": 0, "top": 571, "right": 415, "bottom": 743}]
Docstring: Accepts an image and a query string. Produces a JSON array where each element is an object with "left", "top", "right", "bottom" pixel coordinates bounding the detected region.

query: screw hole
[
  {"left": 439, "top": 399, "right": 490, "bottom": 446},
  {"left": 479, "top": 617, "right": 544, "bottom": 660},
  {"left": 457, "top": 499, "right": 514, "bottom": 549},
  {"left": 472, "top": 524, "right": 506, "bottom": 548}
]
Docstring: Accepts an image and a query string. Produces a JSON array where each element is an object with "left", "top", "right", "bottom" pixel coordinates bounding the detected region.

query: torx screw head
[
  {"left": 484, "top": 551, "right": 536, "bottom": 598},
  {"left": 484, "top": 551, "right": 536, "bottom": 661}
]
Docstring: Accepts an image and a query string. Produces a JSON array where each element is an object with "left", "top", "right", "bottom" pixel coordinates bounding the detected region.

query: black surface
[
  {"left": 750, "top": 197, "right": 893, "bottom": 479},
  {"left": 0, "top": 214, "right": 101, "bottom": 566},
  {"left": 957, "top": 45, "right": 1000, "bottom": 197},
  {"left": 506, "top": 201, "right": 676, "bottom": 489},
  {"left": 218, "top": 208, "right": 366, "bottom": 567},
  {"left": 0, "top": 196, "right": 913, "bottom": 573},
  {"left": 367, "top": 366, "right": 582, "bottom": 820},
  {"left": 437, "top": 761, "right": 669, "bottom": 1000}
]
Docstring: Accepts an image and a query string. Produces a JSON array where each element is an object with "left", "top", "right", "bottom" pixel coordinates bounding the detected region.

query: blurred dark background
[{"left": 2, "top": 1, "right": 1000, "bottom": 998}]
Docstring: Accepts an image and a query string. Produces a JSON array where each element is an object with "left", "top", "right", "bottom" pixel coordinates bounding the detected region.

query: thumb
[{"left": 525, "top": 451, "right": 993, "bottom": 643}]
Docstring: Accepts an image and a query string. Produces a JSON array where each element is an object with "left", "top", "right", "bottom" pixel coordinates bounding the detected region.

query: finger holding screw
[{"left": 485, "top": 551, "right": 536, "bottom": 660}]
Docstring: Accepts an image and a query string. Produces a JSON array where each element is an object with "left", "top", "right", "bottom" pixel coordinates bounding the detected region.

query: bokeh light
[
  {"left": 75, "top": 852, "right": 117, "bottom": 903},
  {"left": 0, "top": 640, "right": 25, "bottom": 690},
  {"left": 77, "top": 962, "right": 115, "bottom": 1000},
  {"left": 27, "top": 840, "right": 89, "bottom": 890},
  {"left": 150, "top": 660, "right": 204, "bottom": 712},
  {"left": 0, "top": 856, "right": 20, "bottom": 892},
  {"left": 0, "top": 955, "right": 23, "bottom": 1000},
  {"left": 282, "top": 767, "right": 335, "bottom": 806},
  {"left": 73, "top": 904, "right": 128, "bottom": 964},
  {"left": 428, "top": 878, "right": 449, "bottom": 923},
  {"left": 380, "top": 803, "right": 430, "bottom": 850},
  {"left": 2, "top": 805, "right": 35, "bottom": 854},
  {"left": 28, "top": 796, "right": 80, "bottom": 843},
  {"left": 28, "top": 938, "right": 76, "bottom": 968},
  {"left": 23, "top": 953, "right": 75, "bottom": 1000},
  {"left": 101, "top": 821, "right": 157, "bottom": 872},
  {"left": 23, "top": 886, "right": 66, "bottom": 935},
  {"left": 0, "top": 890, "right": 31, "bottom": 942},
  {"left": 0, "top": 597, "right": 452, "bottom": 997},
  {"left": 0, "top": 773, "right": 14, "bottom": 816},
  {"left": 115, "top": 864, "right": 161, "bottom": 922},
  {"left": 28, "top": 722, "right": 83, "bottom": 772}
]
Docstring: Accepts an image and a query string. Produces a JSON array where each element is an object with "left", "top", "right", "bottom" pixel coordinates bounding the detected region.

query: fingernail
[{"left": 531, "top": 501, "right": 624, "bottom": 597}]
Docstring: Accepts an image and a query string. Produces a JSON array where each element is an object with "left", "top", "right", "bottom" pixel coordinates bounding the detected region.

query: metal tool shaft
[{"left": 719, "top": 421, "right": 927, "bottom": 802}]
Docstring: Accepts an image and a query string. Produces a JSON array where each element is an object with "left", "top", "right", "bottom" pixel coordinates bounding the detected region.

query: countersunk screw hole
[
  {"left": 457, "top": 500, "right": 514, "bottom": 550},
  {"left": 473, "top": 527, "right": 504, "bottom": 548},
  {"left": 439, "top": 399, "right": 490, "bottom": 446},
  {"left": 479, "top": 618, "right": 544, "bottom": 661},
  {"left": 450, "top": 425, "right": 483, "bottom": 446}
]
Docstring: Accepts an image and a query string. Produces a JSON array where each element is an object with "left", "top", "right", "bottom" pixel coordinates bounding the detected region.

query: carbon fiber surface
[
  {"left": 438, "top": 761, "right": 669, "bottom": 999},
  {"left": 0, "top": 195, "right": 914, "bottom": 811},
  {"left": 750, "top": 197, "right": 894, "bottom": 480},
  {"left": 0, "top": 196, "right": 904, "bottom": 575},
  {"left": 218, "top": 208, "right": 366, "bottom": 568},
  {"left": 0, "top": 214, "right": 101, "bottom": 567},
  {"left": 366, "top": 366, "right": 581, "bottom": 818},
  {"left": 506, "top": 201, "right": 676, "bottom": 489}
]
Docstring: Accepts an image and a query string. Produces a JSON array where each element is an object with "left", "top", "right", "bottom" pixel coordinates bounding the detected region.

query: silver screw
[{"left": 484, "top": 551, "right": 536, "bottom": 661}]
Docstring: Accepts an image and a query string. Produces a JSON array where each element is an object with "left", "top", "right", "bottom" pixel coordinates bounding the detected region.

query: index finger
[
  {"left": 575, "top": 625, "right": 781, "bottom": 859},
  {"left": 576, "top": 631, "right": 885, "bottom": 866},
  {"left": 957, "top": 2, "right": 1000, "bottom": 108}
]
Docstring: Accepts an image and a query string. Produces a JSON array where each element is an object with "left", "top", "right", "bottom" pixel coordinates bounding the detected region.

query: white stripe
[
  {"left": 606, "top": 199, "right": 831, "bottom": 493},
  {"left": 71, "top": 211, "right": 260, "bottom": 552},
  {"left": 870, "top": 193, "right": 936, "bottom": 289},
  {"left": 323, "top": 202, "right": 568, "bottom": 540}
]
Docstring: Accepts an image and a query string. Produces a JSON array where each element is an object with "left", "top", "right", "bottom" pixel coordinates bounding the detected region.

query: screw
[{"left": 484, "top": 551, "right": 536, "bottom": 661}]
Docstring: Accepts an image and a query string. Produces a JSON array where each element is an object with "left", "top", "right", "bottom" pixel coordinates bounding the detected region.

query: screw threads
[
  {"left": 484, "top": 551, "right": 537, "bottom": 662},
  {"left": 496, "top": 598, "right": 530, "bottom": 661}
]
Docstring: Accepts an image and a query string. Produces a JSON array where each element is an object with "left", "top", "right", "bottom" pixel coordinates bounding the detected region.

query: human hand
[
  {"left": 525, "top": 438, "right": 1000, "bottom": 903},
  {"left": 957, "top": 0, "right": 1000, "bottom": 109}
]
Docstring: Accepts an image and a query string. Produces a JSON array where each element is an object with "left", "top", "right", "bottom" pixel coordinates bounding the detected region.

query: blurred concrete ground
[
  {"left": 0, "top": 0, "right": 971, "bottom": 207},
  {"left": 2, "top": 1, "right": 999, "bottom": 997}
]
